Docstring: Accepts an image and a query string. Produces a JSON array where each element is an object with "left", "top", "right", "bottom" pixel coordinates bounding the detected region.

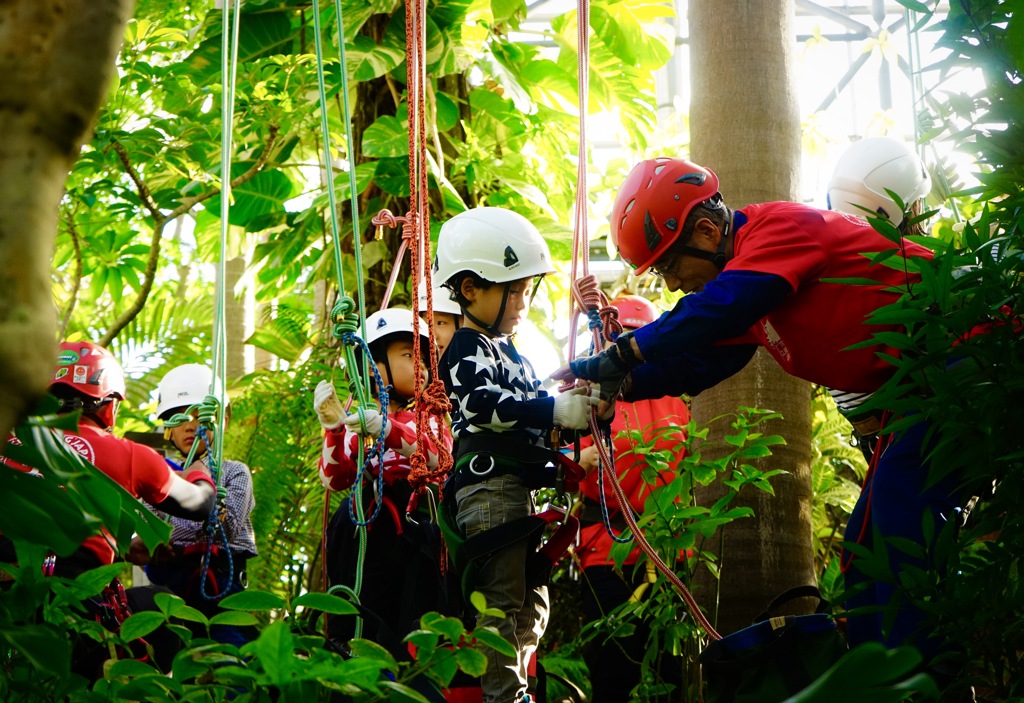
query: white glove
[
  {"left": 313, "top": 379, "right": 345, "bottom": 430},
  {"left": 552, "top": 386, "right": 599, "bottom": 430},
  {"left": 343, "top": 407, "right": 390, "bottom": 438}
]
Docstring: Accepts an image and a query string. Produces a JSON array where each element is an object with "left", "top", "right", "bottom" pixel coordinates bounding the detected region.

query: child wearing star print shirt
[
  {"left": 434, "top": 208, "right": 599, "bottom": 703},
  {"left": 312, "top": 308, "right": 453, "bottom": 646}
]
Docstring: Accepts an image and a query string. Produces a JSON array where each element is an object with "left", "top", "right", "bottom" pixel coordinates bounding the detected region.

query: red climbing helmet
[
  {"left": 51, "top": 341, "right": 126, "bottom": 401},
  {"left": 610, "top": 157, "right": 721, "bottom": 275},
  {"left": 609, "top": 295, "right": 659, "bottom": 329},
  {"left": 50, "top": 341, "right": 126, "bottom": 430}
]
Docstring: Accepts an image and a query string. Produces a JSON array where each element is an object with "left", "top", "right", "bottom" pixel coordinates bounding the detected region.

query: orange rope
[{"left": 369, "top": 0, "right": 452, "bottom": 514}]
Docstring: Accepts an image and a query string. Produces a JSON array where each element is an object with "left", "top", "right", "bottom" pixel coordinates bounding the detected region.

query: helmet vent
[
  {"left": 676, "top": 172, "right": 707, "bottom": 186},
  {"left": 643, "top": 211, "right": 662, "bottom": 252}
]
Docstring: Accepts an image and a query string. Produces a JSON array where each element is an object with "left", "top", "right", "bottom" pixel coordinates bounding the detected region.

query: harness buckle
[{"left": 468, "top": 453, "right": 495, "bottom": 476}]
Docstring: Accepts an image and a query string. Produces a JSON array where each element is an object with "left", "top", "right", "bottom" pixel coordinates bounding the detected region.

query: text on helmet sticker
[
  {"left": 57, "top": 350, "right": 79, "bottom": 365},
  {"left": 73, "top": 365, "right": 88, "bottom": 384}
]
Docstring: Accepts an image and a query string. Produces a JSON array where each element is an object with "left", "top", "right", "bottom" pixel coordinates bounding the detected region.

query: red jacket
[
  {"left": 61, "top": 425, "right": 176, "bottom": 564},
  {"left": 576, "top": 396, "right": 689, "bottom": 568},
  {"left": 318, "top": 407, "right": 452, "bottom": 492}
]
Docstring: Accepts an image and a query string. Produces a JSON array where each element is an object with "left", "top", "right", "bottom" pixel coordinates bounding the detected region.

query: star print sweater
[
  {"left": 439, "top": 328, "right": 554, "bottom": 449},
  {"left": 318, "top": 407, "right": 453, "bottom": 492}
]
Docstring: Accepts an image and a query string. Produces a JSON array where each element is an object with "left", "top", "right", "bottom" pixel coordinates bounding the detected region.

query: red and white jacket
[{"left": 318, "top": 406, "right": 452, "bottom": 492}]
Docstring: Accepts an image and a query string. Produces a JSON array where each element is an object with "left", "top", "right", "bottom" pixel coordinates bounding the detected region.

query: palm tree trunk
[{"left": 688, "top": 0, "right": 817, "bottom": 635}]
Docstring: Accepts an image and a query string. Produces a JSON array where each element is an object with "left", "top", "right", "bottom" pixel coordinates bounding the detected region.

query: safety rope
[
  {"left": 312, "top": 0, "right": 390, "bottom": 638},
  {"left": 160, "top": 0, "right": 244, "bottom": 602},
  {"left": 370, "top": 0, "right": 453, "bottom": 519},
  {"left": 560, "top": 0, "right": 720, "bottom": 641}
]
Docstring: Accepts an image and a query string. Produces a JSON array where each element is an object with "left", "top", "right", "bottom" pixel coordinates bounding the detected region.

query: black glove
[{"left": 568, "top": 333, "right": 640, "bottom": 403}]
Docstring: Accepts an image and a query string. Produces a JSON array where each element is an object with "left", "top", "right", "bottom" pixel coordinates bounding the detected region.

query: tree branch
[
  {"left": 57, "top": 215, "right": 84, "bottom": 339},
  {"left": 110, "top": 139, "right": 162, "bottom": 219},
  {"left": 99, "top": 124, "right": 281, "bottom": 347}
]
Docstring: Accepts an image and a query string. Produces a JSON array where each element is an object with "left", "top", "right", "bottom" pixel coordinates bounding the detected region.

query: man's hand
[
  {"left": 314, "top": 379, "right": 345, "bottom": 430},
  {"left": 126, "top": 537, "right": 173, "bottom": 567},
  {"left": 577, "top": 444, "right": 600, "bottom": 473}
]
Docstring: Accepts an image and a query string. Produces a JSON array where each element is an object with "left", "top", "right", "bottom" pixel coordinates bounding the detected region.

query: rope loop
[{"left": 331, "top": 297, "right": 361, "bottom": 341}]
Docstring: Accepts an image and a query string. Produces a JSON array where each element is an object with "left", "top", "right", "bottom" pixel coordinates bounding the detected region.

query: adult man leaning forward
[{"left": 554, "top": 156, "right": 961, "bottom": 663}]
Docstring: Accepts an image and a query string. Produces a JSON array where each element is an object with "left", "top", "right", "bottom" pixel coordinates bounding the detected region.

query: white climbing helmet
[
  {"left": 155, "top": 364, "right": 225, "bottom": 420},
  {"left": 365, "top": 308, "right": 431, "bottom": 347},
  {"left": 827, "top": 136, "right": 931, "bottom": 226},
  {"left": 433, "top": 207, "right": 556, "bottom": 290},
  {"left": 416, "top": 277, "right": 462, "bottom": 316}
]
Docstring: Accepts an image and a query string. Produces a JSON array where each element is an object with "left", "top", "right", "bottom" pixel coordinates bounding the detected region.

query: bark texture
[
  {"left": 688, "top": 0, "right": 817, "bottom": 634},
  {"left": 0, "top": 0, "right": 134, "bottom": 444}
]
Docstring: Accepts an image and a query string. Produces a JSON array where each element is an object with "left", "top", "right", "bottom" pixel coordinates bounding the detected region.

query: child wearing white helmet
[
  {"left": 434, "top": 207, "right": 601, "bottom": 703},
  {"left": 133, "top": 363, "right": 258, "bottom": 648},
  {"left": 417, "top": 277, "right": 463, "bottom": 355},
  {"left": 312, "top": 307, "right": 453, "bottom": 646}
]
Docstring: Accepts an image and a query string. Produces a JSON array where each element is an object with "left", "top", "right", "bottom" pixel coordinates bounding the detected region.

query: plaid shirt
[{"left": 157, "top": 458, "right": 258, "bottom": 558}]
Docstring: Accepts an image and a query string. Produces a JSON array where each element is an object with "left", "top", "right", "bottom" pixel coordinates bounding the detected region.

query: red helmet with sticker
[
  {"left": 610, "top": 295, "right": 659, "bottom": 329},
  {"left": 610, "top": 157, "right": 721, "bottom": 275},
  {"left": 51, "top": 341, "right": 126, "bottom": 402}
]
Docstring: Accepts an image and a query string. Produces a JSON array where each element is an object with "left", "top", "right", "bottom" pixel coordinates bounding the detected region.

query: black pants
[{"left": 326, "top": 496, "right": 449, "bottom": 650}]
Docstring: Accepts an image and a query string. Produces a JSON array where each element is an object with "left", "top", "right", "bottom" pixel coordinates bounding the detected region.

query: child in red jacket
[{"left": 313, "top": 308, "right": 453, "bottom": 646}]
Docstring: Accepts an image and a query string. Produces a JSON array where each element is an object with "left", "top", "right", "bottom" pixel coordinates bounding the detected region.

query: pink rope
[{"left": 562, "top": 0, "right": 719, "bottom": 641}]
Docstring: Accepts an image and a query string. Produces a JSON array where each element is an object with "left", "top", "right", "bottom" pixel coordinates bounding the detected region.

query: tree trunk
[
  {"left": 225, "top": 255, "right": 247, "bottom": 380},
  {"left": 0, "top": 0, "right": 134, "bottom": 446},
  {"left": 688, "top": 0, "right": 817, "bottom": 634}
]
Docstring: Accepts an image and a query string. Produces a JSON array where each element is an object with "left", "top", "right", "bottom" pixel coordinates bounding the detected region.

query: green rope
[{"left": 312, "top": 0, "right": 383, "bottom": 638}]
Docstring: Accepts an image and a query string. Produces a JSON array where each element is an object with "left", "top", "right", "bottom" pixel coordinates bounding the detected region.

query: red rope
[
  {"left": 560, "top": 0, "right": 717, "bottom": 640},
  {"left": 403, "top": 0, "right": 452, "bottom": 506}
]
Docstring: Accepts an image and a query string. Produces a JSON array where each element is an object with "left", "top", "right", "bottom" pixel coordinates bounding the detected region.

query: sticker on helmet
[
  {"left": 54, "top": 367, "right": 69, "bottom": 380},
  {"left": 73, "top": 365, "right": 88, "bottom": 384},
  {"left": 57, "top": 350, "right": 79, "bottom": 365},
  {"left": 503, "top": 246, "right": 519, "bottom": 268}
]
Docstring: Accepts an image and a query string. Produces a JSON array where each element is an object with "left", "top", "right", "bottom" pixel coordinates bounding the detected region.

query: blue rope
[
  {"left": 341, "top": 332, "right": 391, "bottom": 527},
  {"left": 165, "top": 399, "right": 236, "bottom": 601}
]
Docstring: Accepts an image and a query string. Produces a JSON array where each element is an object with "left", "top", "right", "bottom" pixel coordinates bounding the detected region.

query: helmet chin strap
[
  {"left": 463, "top": 281, "right": 512, "bottom": 337},
  {"left": 676, "top": 209, "right": 733, "bottom": 270}
]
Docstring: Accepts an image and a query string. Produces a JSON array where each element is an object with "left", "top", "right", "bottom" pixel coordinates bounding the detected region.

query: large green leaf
[
  {"left": 3, "top": 418, "right": 171, "bottom": 555},
  {"left": 184, "top": 10, "right": 298, "bottom": 86},
  {"left": 348, "top": 31, "right": 405, "bottom": 83},
  {"left": 362, "top": 115, "right": 408, "bottom": 158},
  {"left": 374, "top": 157, "right": 411, "bottom": 197},
  {"left": 1, "top": 625, "right": 71, "bottom": 677},
  {"left": 204, "top": 164, "right": 295, "bottom": 230}
]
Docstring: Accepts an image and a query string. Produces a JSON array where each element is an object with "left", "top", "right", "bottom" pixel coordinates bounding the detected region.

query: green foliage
[
  {"left": 565, "top": 408, "right": 787, "bottom": 702},
  {"left": 784, "top": 643, "right": 938, "bottom": 702},
  {"left": 818, "top": 2, "right": 1024, "bottom": 697}
]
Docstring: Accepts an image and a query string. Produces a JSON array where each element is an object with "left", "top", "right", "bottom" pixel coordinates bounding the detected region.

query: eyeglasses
[{"left": 650, "top": 253, "right": 682, "bottom": 279}]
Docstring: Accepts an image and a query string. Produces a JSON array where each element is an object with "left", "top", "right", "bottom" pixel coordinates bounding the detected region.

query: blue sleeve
[
  {"left": 629, "top": 270, "right": 792, "bottom": 395},
  {"left": 628, "top": 344, "right": 757, "bottom": 399}
]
